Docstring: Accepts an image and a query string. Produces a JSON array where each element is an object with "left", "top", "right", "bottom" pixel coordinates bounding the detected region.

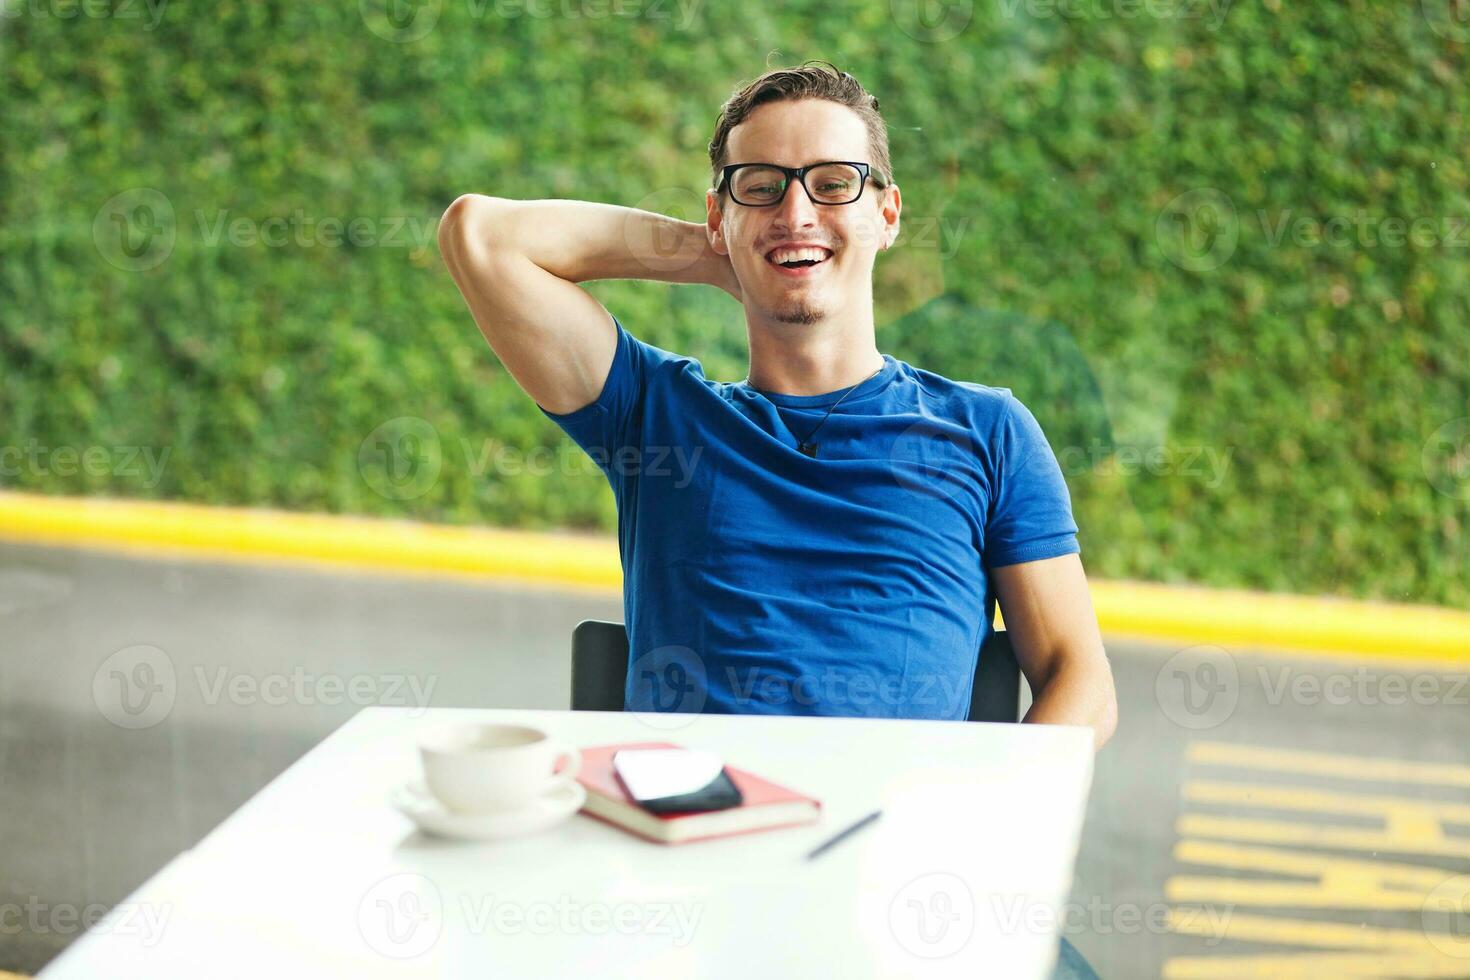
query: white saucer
[{"left": 391, "top": 779, "right": 587, "bottom": 841}]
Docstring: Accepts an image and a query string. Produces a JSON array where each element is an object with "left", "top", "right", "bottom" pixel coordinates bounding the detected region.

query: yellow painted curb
[
  {"left": 0, "top": 490, "right": 620, "bottom": 595},
  {"left": 1, "top": 491, "right": 1467, "bottom": 663},
  {"left": 1089, "top": 579, "right": 1470, "bottom": 665}
]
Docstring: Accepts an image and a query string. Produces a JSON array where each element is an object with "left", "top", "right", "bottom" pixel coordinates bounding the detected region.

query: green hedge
[{"left": 3, "top": 2, "right": 1467, "bottom": 606}]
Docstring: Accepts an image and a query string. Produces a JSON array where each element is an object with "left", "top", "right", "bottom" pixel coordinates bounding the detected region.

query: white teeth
[{"left": 768, "top": 246, "right": 832, "bottom": 265}]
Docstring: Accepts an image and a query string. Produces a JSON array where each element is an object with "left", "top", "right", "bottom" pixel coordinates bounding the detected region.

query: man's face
[{"left": 708, "top": 99, "right": 900, "bottom": 326}]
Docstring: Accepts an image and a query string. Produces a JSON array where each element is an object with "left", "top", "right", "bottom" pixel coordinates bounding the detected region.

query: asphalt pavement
[{"left": 2, "top": 541, "right": 1467, "bottom": 978}]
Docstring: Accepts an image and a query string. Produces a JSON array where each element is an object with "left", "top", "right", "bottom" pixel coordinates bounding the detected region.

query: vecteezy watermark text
[
  {"left": 92, "top": 644, "right": 438, "bottom": 730},
  {"left": 990, "top": 894, "right": 1233, "bottom": 945},
  {"left": 1158, "top": 187, "right": 1470, "bottom": 271},
  {"left": 1056, "top": 441, "right": 1234, "bottom": 488},
  {"left": 0, "top": 897, "right": 172, "bottom": 946},
  {"left": 0, "top": 441, "right": 170, "bottom": 488},
  {"left": 93, "top": 189, "right": 441, "bottom": 271},
  {"left": 999, "top": 0, "right": 1231, "bottom": 31},
  {"left": 194, "top": 666, "right": 437, "bottom": 713},
  {"left": 194, "top": 209, "right": 436, "bottom": 249},
  {"left": 1258, "top": 210, "right": 1470, "bottom": 250},
  {"left": 1156, "top": 644, "right": 1470, "bottom": 729},
  {"left": 356, "top": 873, "right": 703, "bottom": 959},
  {"left": 358, "top": 415, "right": 705, "bottom": 500},
  {"left": 459, "top": 894, "right": 702, "bottom": 944},
  {"left": 0, "top": 0, "right": 167, "bottom": 29},
  {"left": 357, "top": 0, "right": 702, "bottom": 43},
  {"left": 1260, "top": 666, "right": 1469, "bottom": 707}
]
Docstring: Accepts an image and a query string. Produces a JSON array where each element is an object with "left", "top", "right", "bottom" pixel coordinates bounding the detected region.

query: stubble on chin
[{"left": 773, "top": 303, "right": 824, "bottom": 325}]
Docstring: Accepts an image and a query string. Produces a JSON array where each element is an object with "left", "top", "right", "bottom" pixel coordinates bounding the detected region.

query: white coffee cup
[{"left": 419, "top": 722, "right": 581, "bottom": 814}]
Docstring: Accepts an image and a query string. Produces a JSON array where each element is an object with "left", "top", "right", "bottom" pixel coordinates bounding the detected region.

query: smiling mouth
[{"left": 764, "top": 248, "right": 834, "bottom": 270}]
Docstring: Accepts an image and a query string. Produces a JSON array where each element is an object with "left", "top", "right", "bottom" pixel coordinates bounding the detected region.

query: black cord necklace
[{"left": 745, "top": 359, "right": 884, "bottom": 458}]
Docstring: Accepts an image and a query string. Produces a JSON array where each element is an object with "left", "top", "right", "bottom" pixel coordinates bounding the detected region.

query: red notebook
[{"left": 575, "top": 741, "right": 822, "bottom": 845}]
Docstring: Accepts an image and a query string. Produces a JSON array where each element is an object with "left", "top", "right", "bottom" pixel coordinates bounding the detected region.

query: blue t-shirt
[{"left": 538, "top": 313, "right": 1080, "bottom": 721}]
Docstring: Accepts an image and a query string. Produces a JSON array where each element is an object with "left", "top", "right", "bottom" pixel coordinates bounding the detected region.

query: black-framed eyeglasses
[{"left": 715, "top": 161, "right": 887, "bottom": 207}]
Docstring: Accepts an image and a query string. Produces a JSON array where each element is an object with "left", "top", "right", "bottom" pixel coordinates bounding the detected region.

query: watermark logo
[
  {"left": 627, "top": 644, "right": 708, "bottom": 730},
  {"left": 1423, "top": 417, "right": 1470, "bottom": 501},
  {"left": 1155, "top": 645, "right": 1238, "bottom": 729},
  {"left": 93, "top": 644, "right": 177, "bottom": 729},
  {"left": 358, "top": 873, "right": 443, "bottom": 958},
  {"left": 359, "top": 416, "right": 443, "bottom": 500},
  {"left": 890, "top": 0, "right": 973, "bottom": 42},
  {"left": 628, "top": 187, "right": 710, "bottom": 276},
  {"left": 888, "top": 420, "right": 977, "bottom": 504},
  {"left": 889, "top": 872, "right": 975, "bottom": 958},
  {"left": 359, "top": 0, "right": 441, "bottom": 41},
  {"left": 1156, "top": 188, "right": 1238, "bottom": 272},
  {"left": 1422, "top": 0, "right": 1470, "bottom": 43},
  {"left": 1422, "top": 874, "right": 1470, "bottom": 959},
  {"left": 93, "top": 188, "right": 175, "bottom": 272}
]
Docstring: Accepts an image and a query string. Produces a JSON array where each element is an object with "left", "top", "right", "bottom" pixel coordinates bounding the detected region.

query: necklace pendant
[{"left": 798, "top": 442, "right": 818, "bottom": 458}]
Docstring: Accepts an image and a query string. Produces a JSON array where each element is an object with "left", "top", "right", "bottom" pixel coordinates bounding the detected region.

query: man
[{"left": 437, "top": 63, "right": 1116, "bottom": 749}]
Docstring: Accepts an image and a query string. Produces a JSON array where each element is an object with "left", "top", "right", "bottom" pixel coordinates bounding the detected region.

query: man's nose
[{"left": 771, "top": 178, "right": 819, "bottom": 229}]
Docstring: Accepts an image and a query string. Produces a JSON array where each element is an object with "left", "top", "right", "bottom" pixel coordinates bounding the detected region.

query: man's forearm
[
  {"left": 446, "top": 195, "right": 736, "bottom": 295},
  {"left": 1022, "top": 657, "right": 1118, "bottom": 750}
]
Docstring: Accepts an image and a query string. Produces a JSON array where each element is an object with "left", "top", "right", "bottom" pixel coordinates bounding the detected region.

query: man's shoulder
[
  {"left": 613, "top": 316, "right": 722, "bottom": 391},
  {"left": 899, "top": 359, "right": 1018, "bottom": 425}
]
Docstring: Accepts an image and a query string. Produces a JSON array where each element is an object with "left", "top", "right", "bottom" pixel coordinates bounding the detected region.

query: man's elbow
[{"left": 436, "top": 193, "right": 502, "bottom": 267}]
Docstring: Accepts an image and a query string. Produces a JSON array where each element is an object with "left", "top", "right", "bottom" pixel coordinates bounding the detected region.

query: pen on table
[{"left": 804, "top": 808, "right": 882, "bottom": 861}]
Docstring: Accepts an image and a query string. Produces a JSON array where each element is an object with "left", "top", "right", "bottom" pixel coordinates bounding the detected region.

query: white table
[{"left": 41, "top": 707, "right": 1095, "bottom": 979}]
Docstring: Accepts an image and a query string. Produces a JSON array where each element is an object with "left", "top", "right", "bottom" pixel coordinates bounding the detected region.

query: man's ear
[
  {"left": 879, "top": 182, "right": 901, "bottom": 251},
  {"left": 706, "top": 189, "right": 730, "bottom": 257}
]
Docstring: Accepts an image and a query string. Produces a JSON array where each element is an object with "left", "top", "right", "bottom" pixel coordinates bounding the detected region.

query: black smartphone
[{"left": 612, "top": 748, "right": 744, "bottom": 815}]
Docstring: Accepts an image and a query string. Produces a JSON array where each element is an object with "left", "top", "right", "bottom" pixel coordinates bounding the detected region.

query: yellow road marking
[
  {"left": 1184, "top": 781, "right": 1470, "bottom": 823},
  {"left": 1164, "top": 911, "right": 1469, "bottom": 978},
  {"left": 1168, "top": 908, "right": 1439, "bottom": 949},
  {"left": 1163, "top": 950, "right": 1470, "bottom": 978},
  {"left": 1167, "top": 744, "right": 1470, "bottom": 975},
  {"left": 1175, "top": 813, "right": 1469, "bottom": 860},
  {"left": 1169, "top": 838, "right": 1466, "bottom": 902},
  {"left": 1186, "top": 742, "right": 1470, "bottom": 787}
]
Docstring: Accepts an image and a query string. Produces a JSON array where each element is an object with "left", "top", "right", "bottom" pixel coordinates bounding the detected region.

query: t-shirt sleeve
[
  {"left": 536, "top": 312, "right": 650, "bottom": 473},
  {"left": 983, "top": 393, "right": 1081, "bottom": 569}
]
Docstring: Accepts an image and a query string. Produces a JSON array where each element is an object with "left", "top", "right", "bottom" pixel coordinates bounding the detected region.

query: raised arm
[{"left": 436, "top": 195, "right": 740, "bottom": 415}]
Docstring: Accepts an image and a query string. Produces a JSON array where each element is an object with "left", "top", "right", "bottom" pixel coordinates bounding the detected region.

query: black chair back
[{"left": 571, "top": 619, "right": 1021, "bottom": 723}]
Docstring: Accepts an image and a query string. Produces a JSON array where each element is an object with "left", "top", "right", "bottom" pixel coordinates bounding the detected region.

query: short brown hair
[{"left": 708, "top": 61, "right": 892, "bottom": 201}]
